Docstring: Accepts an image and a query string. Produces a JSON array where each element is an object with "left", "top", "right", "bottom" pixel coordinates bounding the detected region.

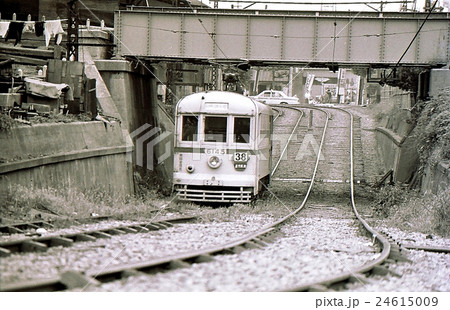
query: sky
[{"left": 204, "top": 0, "right": 449, "bottom": 12}]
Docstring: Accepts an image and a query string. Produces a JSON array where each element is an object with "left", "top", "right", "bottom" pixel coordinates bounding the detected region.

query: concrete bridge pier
[{"left": 95, "top": 59, "right": 174, "bottom": 193}]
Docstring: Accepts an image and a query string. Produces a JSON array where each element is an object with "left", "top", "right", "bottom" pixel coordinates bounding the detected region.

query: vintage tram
[{"left": 173, "top": 91, "right": 273, "bottom": 203}]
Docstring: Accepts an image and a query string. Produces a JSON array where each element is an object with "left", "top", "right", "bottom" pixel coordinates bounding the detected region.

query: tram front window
[
  {"left": 204, "top": 116, "right": 227, "bottom": 142},
  {"left": 182, "top": 115, "right": 198, "bottom": 141},
  {"left": 234, "top": 117, "right": 250, "bottom": 143}
]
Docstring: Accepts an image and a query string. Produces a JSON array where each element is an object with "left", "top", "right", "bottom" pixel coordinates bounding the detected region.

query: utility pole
[
  {"left": 400, "top": 0, "right": 408, "bottom": 11},
  {"left": 67, "top": 0, "right": 79, "bottom": 61}
]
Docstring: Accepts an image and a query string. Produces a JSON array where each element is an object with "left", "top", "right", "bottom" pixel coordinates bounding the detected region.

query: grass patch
[
  {"left": 371, "top": 185, "right": 449, "bottom": 237},
  {"left": 29, "top": 112, "right": 93, "bottom": 124},
  {"left": 0, "top": 185, "right": 169, "bottom": 224},
  {"left": 0, "top": 114, "right": 15, "bottom": 132}
]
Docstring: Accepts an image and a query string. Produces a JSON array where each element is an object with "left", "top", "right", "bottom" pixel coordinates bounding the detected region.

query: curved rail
[
  {"left": 271, "top": 106, "right": 305, "bottom": 177},
  {"left": 272, "top": 108, "right": 282, "bottom": 122},
  {"left": 0, "top": 106, "right": 331, "bottom": 292},
  {"left": 269, "top": 107, "right": 331, "bottom": 226},
  {"left": 283, "top": 107, "right": 392, "bottom": 292}
]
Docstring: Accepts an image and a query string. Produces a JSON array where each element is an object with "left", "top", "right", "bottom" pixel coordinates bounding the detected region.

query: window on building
[
  {"left": 204, "top": 116, "right": 227, "bottom": 142},
  {"left": 181, "top": 115, "right": 198, "bottom": 141},
  {"left": 234, "top": 117, "right": 251, "bottom": 143}
]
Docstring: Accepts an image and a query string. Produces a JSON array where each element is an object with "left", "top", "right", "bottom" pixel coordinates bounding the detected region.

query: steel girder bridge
[{"left": 114, "top": 7, "right": 449, "bottom": 68}]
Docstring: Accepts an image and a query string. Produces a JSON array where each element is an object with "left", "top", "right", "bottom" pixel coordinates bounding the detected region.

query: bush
[
  {"left": 372, "top": 185, "right": 410, "bottom": 217},
  {"left": 0, "top": 114, "right": 15, "bottom": 132},
  {"left": 386, "top": 188, "right": 449, "bottom": 237},
  {"left": 413, "top": 88, "right": 450, "bottom": 167},
  {"left": 371, "top": 184, "right": 449, "bottom": 237}
]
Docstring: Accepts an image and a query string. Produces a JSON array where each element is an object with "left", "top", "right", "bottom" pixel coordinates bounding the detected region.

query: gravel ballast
[
  {"left": 86, "top": 209, "right": 378, "bottom": 292},
  {"left": 2, "top": 106, "right": 448, "bottom": 293},
  {"left": 0, "top": 215, "right": 271, "bottom": 284}
]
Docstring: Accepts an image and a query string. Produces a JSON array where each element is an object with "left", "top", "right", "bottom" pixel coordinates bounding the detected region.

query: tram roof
[{"left": 176, "top": 91, "right": 272, "bottom": 116}]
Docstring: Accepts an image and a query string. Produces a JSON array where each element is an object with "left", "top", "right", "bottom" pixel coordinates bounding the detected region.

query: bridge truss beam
[{"left": 114, "top": 8, "right": 449, "bottom": 68}]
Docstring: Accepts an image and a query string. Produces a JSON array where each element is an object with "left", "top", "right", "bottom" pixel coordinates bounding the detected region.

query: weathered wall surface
[
  {"left": 96, "top": 60, "right": 173, "bottom": 189},
  {"left": 375, "top": 126, "right": 418, "bottom": 183},
  {"left": 375, "top": 86, "right": 418, "bottom": 183},
  {"left": 376, "top": 70, "right": 450, "bottom": 188},
  {"left": 0, "top": 121, "right": 133, "bottom": 198},
  {"left": 430, "top": 69, "right": 450, "bottom": 98},
  {"left": 422, "top": 162, "right": 450, "bottom": 194},
  {"left": 375, "top": 128, "right": 400, "bottom": 177}
]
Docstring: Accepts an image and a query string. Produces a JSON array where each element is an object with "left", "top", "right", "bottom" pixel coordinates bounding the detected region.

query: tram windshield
[
  {"left": 234, "top": 117, "right": 250, "bottom": 143},
  {"left": 181, "top": 115, "right": 198, "bottom": 141},
  {"left": 204, "top": 116, "right": 227, "bottom": 142}
]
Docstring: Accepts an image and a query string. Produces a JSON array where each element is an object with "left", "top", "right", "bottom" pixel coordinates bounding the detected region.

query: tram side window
[
  {"left": 182, "top": 115, "right": 198, "bottom": 141},
  {"left": 234, "top": 117, "right": 251, "bottom": 143},
  {"left": 204, "top": 116, "right": 227, "bottom": 142}
]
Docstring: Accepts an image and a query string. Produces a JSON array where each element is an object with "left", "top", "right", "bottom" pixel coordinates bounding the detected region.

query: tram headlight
[
  {"left": 186, "top": 165, "right": 195, "bottom": 173},
  {"left": 207, "top": 156, "right": 222, "bottom": 169}
]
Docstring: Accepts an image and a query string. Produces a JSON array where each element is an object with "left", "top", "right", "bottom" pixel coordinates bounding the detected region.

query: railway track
[
  {"left": 0, "top": 205, "right": 175, "bottom": 237},
  {"left": 0, "top": 220, "right": 55, "bottom": 234},
  {"left": 281, "top": 106, "right": 391, "bottom": 291},
  {"left": 1, "top": 106, "right": 444, "bottom": 292},
  {"left": 0, "top": 104, "right": 330, "bottom": 292},
  {"left": 271, "top": 106, "right": 304, "bottom": 177},
  {"left": 264, "top": 105, "right": 399, "bottom": 291},
  {"left": 0, "top": 216, "right": 198, "bottom": 257}
]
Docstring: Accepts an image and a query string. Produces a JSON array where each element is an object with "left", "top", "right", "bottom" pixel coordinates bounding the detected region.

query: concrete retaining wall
[
  {"left": 375, "top": 86, "right": 419, "bottom": 184},
  {"left": 0, "top": 121, "right": 133, "bottom": 198},
  {"left": 430, "top": 69, "right": 450, "bottom": 98},
  {"left": 375, "top": 126, "right": 418, "bottom": 183},
  {"left": 96, "top": 60, "right": 173, "bottom": 190}
]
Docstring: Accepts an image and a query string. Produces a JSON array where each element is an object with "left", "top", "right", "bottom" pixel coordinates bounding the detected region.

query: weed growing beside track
[
  {"left": 0, "top": 185, "right": 168, "bottom": 224},
  {"left": 372, "top": 186, "right": 449, "bottom": 237},
  {"left": 348, "top": 93, "right": 450, "bottom": 239}
]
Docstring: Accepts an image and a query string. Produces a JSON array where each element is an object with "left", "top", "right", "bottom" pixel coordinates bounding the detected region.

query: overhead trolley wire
[
  {"left": 384, "top": 0, "right": 440, "bottom": 81},
  {"left": 211, "top": 0, "right": 414, "bottom": 6}
]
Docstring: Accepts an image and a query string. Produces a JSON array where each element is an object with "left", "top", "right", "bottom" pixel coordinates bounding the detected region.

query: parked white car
[{"left": 250, "top": 90, "right": 299, "bottom": 105}]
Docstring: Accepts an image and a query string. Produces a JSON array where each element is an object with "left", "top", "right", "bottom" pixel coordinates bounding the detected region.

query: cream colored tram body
[{"left": 173, "top": 91, "right": 273, "bottom": 203}]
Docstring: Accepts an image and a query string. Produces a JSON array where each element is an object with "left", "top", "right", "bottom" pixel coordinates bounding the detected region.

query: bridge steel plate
[{"left": 114, "top": 8, "right": 449, "bottom": 67}]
